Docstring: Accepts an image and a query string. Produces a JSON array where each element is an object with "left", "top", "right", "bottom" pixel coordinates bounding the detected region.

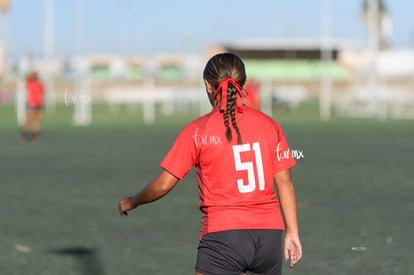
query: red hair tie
[{"left": 214, "top": 78, "right": 244, "bottom": 112}]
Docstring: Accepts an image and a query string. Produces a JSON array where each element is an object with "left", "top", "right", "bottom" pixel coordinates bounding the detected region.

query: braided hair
[{"left": 203, "top": 53, "right": 246, "bottom": 144}]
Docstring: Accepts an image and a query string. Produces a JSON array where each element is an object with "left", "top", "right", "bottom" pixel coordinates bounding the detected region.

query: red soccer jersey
[
  {"left": 26, "top": 79, "right": 44, "bottom": 107},
  {"left": 161, "top": 106, "right": 296, "bottom": 237}
]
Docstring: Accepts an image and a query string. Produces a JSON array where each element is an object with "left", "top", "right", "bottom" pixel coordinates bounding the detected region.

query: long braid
[
  {"left": 228, "top": 84, "right": 242, "bottom": 144},
  {"left": 223, "top": 89, "right": 232, "bottom": 142}
]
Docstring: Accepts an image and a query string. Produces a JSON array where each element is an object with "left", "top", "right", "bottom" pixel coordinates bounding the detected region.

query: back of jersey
[
  {"left": 193, "top": 107, "right": 296, "bottom": 235},
  {"left": 161, "top": 106, "right": 295, "bottom": 236}
]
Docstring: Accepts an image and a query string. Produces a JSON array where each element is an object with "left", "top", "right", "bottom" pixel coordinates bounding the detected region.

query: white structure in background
[
  {"left": 273, "top": 86, "right": 309, "bottom": 109},
  {"left": 332, "top": 0, "right": 414, "bottom": 120},
  {"left": 376, "top": 50, "right": 414, "bottom": 80},
  {"left": 43, "top": 0, "right": 56, "bottom": 114},
  {"left": 110, "top": 57, "right": 127, "bottom": 79},
  {"left": 367, "top": 0, "right": 383, "bottom": 119},
  {"left": 334, "top": 50, "right": 414, "bottom": 119},
  {"left": 104, "top": 54, "right": 204, "bottom": 124},
  {"left": 0, "top": 0, "right": 10, "bottom": 78},
  {"left": 320, "top": 0, "right": 333, "bottom": 121},
  {"left": 104, "top": 87, "right": 203, "bottom": 124},
  {"left": 334, "top": 85, "right": 414, "bottom": 119},
  {"left": 0, "top": 43, "right": 4, "bottom": 76},
  {"left": 71, "top": 56, "right": 92, "bottom": 125},
  {"left": 15, "top": 54, "right": 34, "bottom": 126},
  {"left": 152, "top": 53, "right": 202, "bottom": 82},
  {"left": 15, "top": 76, "right": 26, "bottom": 126}
]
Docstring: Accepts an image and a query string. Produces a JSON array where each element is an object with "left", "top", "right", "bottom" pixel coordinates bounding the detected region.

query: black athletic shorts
[{"left": 195, "top": 229, "right": 284, "bottom": 275}]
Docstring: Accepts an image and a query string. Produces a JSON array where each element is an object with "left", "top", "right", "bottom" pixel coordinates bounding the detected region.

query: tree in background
[{"left": 362, "top": 0, "right": 393, "bottom": 50}]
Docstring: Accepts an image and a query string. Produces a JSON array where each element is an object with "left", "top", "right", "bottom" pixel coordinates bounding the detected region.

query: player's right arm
[{"left": 118, "top": 170, "right": 179, "bottom": 216}]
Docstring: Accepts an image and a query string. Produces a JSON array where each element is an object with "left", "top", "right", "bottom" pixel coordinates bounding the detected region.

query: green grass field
[{"left": 1, "top": 102, "right": 413, "bottom": 275}]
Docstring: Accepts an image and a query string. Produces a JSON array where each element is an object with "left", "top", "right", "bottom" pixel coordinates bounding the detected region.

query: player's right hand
[{"left": 118, "top": 197, "right": 134, "bottom": 217}]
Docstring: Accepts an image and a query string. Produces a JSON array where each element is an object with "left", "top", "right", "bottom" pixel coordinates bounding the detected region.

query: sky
[{"left": 4, "top": 0, "right": 414, "bottom": 60}]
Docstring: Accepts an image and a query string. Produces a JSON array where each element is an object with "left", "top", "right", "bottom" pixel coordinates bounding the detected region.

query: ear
[{"left": 204, "top": 80, "right": 213, "bottom": 95}]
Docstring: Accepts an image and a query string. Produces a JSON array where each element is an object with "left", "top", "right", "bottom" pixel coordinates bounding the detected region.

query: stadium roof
[
  {"left": 222, "top": 38, "right": 360, "bottom": 60},
  {"left": 223, "top": 38, "right": 360, "bottom": 51}
]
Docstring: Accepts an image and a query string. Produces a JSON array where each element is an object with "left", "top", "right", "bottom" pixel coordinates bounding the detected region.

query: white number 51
[{"left": 232, "top": 142, "right": 265, "bottom": 193}]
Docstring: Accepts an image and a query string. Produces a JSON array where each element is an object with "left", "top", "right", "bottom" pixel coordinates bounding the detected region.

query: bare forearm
[
  {"left": 278, "top": 182, "right": 299, "bottom": 233},
  {"left": 119, "top": 170, "right": 179, "bottom": 216},
  {"left": 130, "top": 179, "right": 171, "bottom": 207},
  {"left": 274, "top": 169, "right": 299, "bottom": 233}
]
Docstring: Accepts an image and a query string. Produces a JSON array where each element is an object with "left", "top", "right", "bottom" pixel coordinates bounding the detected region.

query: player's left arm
[
  {"left": 118, "top": 169, "right": 179, "bottom": 216},
  {"left": 274, "top": 169, "right": 302, "bottom": 269}
]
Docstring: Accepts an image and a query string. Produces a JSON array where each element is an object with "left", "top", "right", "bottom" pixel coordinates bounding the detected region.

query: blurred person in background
[
  {"left": 244, "top": 78, "right": 261, "bottom": 110},
  {"left": 20, "top": 71, "right": 44, "bottom": 143},
  {"left": 119, "top": 53, "right": 302, "bottom": 275}
]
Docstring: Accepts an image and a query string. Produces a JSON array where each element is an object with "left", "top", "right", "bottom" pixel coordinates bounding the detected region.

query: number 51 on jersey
[{"left": 232, "top": 142, "right": 265, "bottom": 193}]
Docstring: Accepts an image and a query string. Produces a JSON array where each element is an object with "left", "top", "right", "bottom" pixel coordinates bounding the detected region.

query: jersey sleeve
[
  {"left": 160, "top": 124, "right": 199, "bottom": 180},
  {"left": 271, "top": 121, "right": 296, "bottom": 174}
]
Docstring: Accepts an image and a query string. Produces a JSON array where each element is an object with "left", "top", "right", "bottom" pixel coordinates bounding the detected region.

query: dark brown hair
[{"left": 203, "top": 53, "right": 246, "bottom": 144}]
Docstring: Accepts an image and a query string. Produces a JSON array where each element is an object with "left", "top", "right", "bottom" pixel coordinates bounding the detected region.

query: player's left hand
[{"left": 118, "top": 197, "right": 134, "bottom": 217}]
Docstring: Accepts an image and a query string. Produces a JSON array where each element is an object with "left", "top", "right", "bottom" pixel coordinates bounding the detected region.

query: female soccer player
[
  {"left": 119, "top": 53, "right": 302, "bottom": 275},
  {"left": 20, "top": 71, "right": 44, "bottom": 142}
]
